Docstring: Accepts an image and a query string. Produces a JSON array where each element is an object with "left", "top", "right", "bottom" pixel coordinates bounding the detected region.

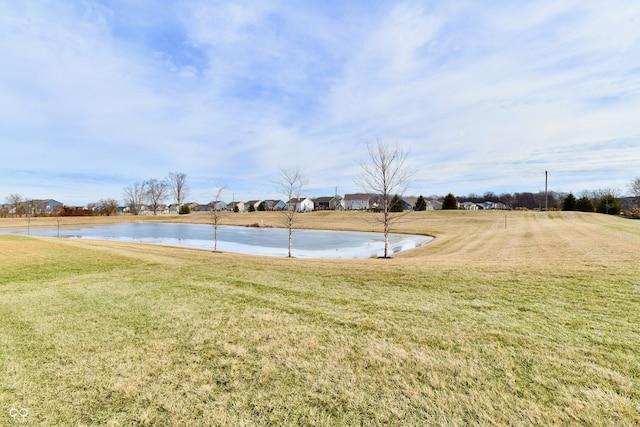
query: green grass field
[{"left": 1, "top": 211, "right": 639, "bottom": 425}]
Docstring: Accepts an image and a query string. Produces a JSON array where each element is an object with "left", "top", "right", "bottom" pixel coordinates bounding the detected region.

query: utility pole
[{"left": 545, "top": 170, "right": 548, "bottom": 211}]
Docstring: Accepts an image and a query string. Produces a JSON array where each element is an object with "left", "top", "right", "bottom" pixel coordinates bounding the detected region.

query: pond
[{"left": 1, "top": 223, "right": 433, "bottom": 259}]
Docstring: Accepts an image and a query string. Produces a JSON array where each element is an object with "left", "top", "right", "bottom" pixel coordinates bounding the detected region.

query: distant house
[
  {"left": 185, "top": 202, "right": 201, "bottom": 212},
  {"left": 401, "top": 197, "right": 418, "bottom": 211},
  {"left": 193, "top": 203, "right": 211, "bottom": 212},
  {"left": 427, "top": 200, "right": 443, "bottom": 210},
  {"left": 24, "top": 199, "right": 63, "bottom": 215},
  {"left": 344, "top": 193, "right": 371, "bottom": 210},
  {"left": 482, "top": 201, "right": 507, "bottom": 210},
  {"left": 244, "top": 200, "right": 263, "bottom": 212},
  {"left": 312, "top": 196, "right": 332, "bottom": 211},
  {"left": 330, "top": 196, "right": 345, "bottom": 210},
  {"left": 460, "top": 201, "right": 479, "bottom": 210},
  {"left": 400, "top": 198, "right": 414, "bottom": 211},
  {"left": 313, "top": 196, "right": 346, "bottom": 211},
  {"left": 210, "top": 200, "right": 227, "bottom": 211},
  {"left": 262, "top": 200, "right": 286, "bottom": 211},
  {"left": 475, "top": 201, "right": 508, "bottom": 210},
  {"left": 287, "top": 197, "right": 314, "bottom": 212},
  {"left": 229, "top": 201, "right": 245, "bottom": 212}
]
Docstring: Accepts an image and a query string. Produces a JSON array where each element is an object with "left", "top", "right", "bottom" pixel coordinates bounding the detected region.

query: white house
[
  {"left": 460, "top": 201, "right": 479, "bottom": 210},
  {"left": 427, "top": 200, "right": 443, "bottom": 210},
  {"left": 229, "top": 201, "right": 245, "bottom": 212},
  {"left": 288, "top": 197, "right": 314, "bottom": 212},
  {"left": 245, "top": 200, "right": 263, "bottom": 212},
  {"left": 344, "top": 193, "right": 371, "bottom": 210}
]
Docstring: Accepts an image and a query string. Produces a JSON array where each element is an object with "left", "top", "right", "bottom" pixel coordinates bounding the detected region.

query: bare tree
[
  {"left": 168, "top": 172, "right": 189, "bottom": 213},
  {"left": 123, "top": 182, "right": 147, "bottom": 215},
  {"left": 55, "top": 206, "right": 63, "bottom": 237},
  {"left": 277, "top": 168, "right": 309, "bottom": 258},
  {"left": 5, "top": 193, "right": 23, "bottom": 217},
  {"left": 97, "top": 198, "right": 119, "bottom": 216},
  {"left": 25, "top": 199, "right": 33, "bottom": 235},
  {"left": 590, "top": 188, "right": 621, "bottom": 209},
  {"left": 499, "top": 192, "right": 515, "bottom": 210},
  {"left": 210, "top": 186, "right": 227, "bottom": 252},
  {"left": 630, "top": 177, "right": 640, "bottom": 207},
  {"left": 145, "top": 179, "right": 169, "bottom": 215},
  {"left": 355, "top": 140, "right": 415, "bottom": 258}
]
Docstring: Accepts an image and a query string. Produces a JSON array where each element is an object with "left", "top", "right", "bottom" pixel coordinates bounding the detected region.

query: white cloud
[{"left": 1, "top": 0, "right": 639, "bottom": 204}]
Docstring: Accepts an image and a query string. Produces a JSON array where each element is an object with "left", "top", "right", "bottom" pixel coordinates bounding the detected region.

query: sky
[{"left": 1, "top": 0, "right": 639, "bottom": 205}]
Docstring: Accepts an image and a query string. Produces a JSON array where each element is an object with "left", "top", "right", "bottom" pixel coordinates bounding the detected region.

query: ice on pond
[{"left": 1, "top": 223, "right": 433, "bottom": 259}]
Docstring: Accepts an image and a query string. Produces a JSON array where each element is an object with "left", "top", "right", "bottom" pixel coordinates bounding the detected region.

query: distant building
[
  {"left": 312, "top": 196, "right": 345, "bottom": 211},
  {"left": 344, "top": 193, "right": 372, "bottom": 210},
  {"left": 287, "top": 198, "right": 314, "bottom": 212}
]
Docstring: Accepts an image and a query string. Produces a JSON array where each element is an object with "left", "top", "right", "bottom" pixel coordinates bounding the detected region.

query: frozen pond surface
[{"left": 2, "top": 223, "right": 433, "bottom": 259}]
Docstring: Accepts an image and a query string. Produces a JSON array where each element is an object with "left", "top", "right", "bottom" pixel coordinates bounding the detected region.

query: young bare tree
[
  {"left": 211, "top": 186, "right": 226, "bottom": 252},
  {"left": 355, "top": 140, "right": 415, "bottom": 258},
  {"left": 123, "top": 182, "right": 147, "bottom": 215},
  {"left": 168, "top": 172, "right": 189, "bottom": 213},
  {"left": 145, "top": 179, "right": 169, "bottom": 215},
  {"left": 54, "top": 206, "right": 63, "bottom": 237},
  {"left": 25, "top": 199, "right": 33, "bottom": 235},
  {"left": 277, "top": 168, "right": 309, "bottom": 258}
]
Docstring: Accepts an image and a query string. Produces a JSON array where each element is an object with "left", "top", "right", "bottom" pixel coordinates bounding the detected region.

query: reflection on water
[{"left": 1, "top": 223, "right": 432, "bottom": 259}]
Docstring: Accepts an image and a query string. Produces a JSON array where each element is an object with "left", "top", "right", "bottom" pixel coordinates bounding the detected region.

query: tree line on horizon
[
  {"left": 3, "top": 178, "right": 640, "bottom": 218},
  {"left": 436, "top": 186, "right": 639, "bottom": 214},
  {"left": 2, "top": 144, "right": 639, "bottom": 258}
]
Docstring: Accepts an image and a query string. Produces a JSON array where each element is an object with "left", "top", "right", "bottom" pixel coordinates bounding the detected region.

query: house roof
[
  {"left": 312, "top": 196, "right": 334, "bottom": 203},
  {"left": 403, "top": 196, "right": 418, "bottom": 206},
  {"left": 344, "top": 193, "right": 372, "bottom": 200}
]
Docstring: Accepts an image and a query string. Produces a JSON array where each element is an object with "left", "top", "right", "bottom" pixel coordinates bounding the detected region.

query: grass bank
[{"left": 1, "top": 211, "right": 639, "bottom": 425}]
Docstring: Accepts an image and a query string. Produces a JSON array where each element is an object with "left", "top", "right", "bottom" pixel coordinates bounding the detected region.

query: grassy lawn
[{"left": 1, "top": 211, "right": 639, "bottom": 425}]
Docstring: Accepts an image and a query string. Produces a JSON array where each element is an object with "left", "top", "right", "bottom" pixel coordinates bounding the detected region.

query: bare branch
[
  {"left": 168, "top": 172, "right": 189, "bottom": 212},
  {"left": 276, "top": 167, "right": 309, "bottom": 257},
  {"left": 123, "top": 182, "right": 146, "bottom": 215},
  {"left": 144, "top": 179, "right": 169, "bottom": 215},
  {"left": 211, "top": 185, "right": 227, "bottom": 252},
  {"left": 5, "top": 193, "right": 23, "bottom": 217},
  {"left": 629, "top": 177, "right": 640, "bottom": 207},
  {"left": 355, "top": 140, "right": 416, "bottom": 258}
]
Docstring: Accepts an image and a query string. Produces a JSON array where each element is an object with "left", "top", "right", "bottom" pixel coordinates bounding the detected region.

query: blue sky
[{"left": 1, "top": 0, "right": 639, "bottom": 205}]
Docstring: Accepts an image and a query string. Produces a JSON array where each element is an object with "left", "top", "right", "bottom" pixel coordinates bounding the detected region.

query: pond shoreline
[{"left": 0, "top": 221, "right": 433, "bottom": 259}]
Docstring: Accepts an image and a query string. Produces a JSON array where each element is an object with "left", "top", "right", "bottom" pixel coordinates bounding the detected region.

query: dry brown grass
[{"left": 1, "top": 210, "right": 639, "bottom": 425}]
